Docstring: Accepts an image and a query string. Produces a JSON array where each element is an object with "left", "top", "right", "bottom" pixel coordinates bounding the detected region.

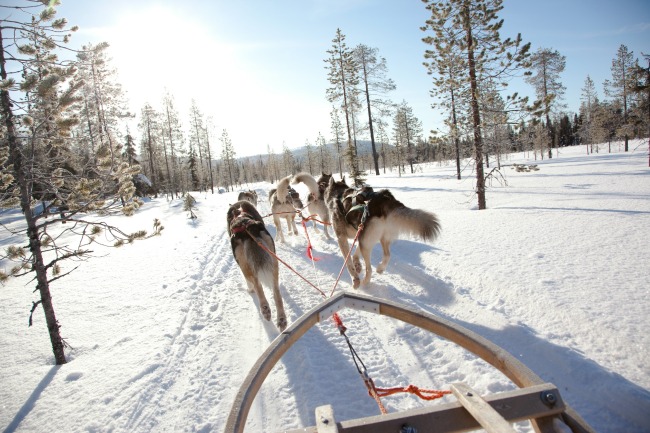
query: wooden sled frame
[{"left": 225, "top": 291, "right": 595, "bottom": 433}]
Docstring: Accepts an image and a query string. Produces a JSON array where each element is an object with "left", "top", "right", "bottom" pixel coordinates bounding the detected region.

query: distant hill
[{"left": 240, "top": 139, "right": 391, "bottom": 161}]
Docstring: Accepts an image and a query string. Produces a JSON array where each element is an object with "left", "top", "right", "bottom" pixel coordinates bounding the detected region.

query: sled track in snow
[{"left": 115, "top": 227, "right": 261, "bottom": 432}]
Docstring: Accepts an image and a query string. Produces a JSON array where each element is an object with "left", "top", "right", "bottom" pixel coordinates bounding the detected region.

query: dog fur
[
  {"left": 227, "top": 199, "right": 287, "bottom": 331},
  {"left": 237, "top": 190, "right": 258, "bottom": 207},
  {"left": 268, "top": 175, "right": 303, "bottom": 243},
  {"left": 324, "top": 175, "right": 441, "bottom": 288},
  {"left": 291, "top": 172, "right": 331, "bottom": 239}
]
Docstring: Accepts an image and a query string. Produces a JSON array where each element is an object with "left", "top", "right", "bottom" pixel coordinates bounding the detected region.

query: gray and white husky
[
  {"left": 268, "top": 175, "right": 304, "bottom": 243},
  {"left": 291, "top": 172, "right": 331, "bottom": 239},
  {"left": 324, "top": 175, "right": 441, "bottom": 288}
]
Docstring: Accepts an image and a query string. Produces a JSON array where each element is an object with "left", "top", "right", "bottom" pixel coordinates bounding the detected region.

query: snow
[{"left": 1, "top": 142, "right": 649, "bottom": 433}]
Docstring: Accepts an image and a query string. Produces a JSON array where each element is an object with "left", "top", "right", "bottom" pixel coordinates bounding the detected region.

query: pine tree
[
  {"left": 604, "top": 44, "right": 636, "bottom": 152},
  {"left": 0, "top": 1, "right": 161, "bottom": 365},
  {"left": 422, "top": 0, "right": 530, "bottom": 210},
  {"left": 480, "top": 82, "right": 509, "bottom": 168},
  {"left": 219, "top": 129, "right": 236, "bottom": 191},
  {"left": 329, "top": 107, "right": 345, "bottom": 176},
  {"left": 204, "top": 119, "right": 216, "bottom": 193},
  {"left": 187, "top": 142, "right": 200, "bottom": 190},
  {"left": 315, "top": 131, "right": 331, "bottom": 174},
  {"left": 393, "top": 100, "right": 423, "bottom": 173},
  {"left": 188, "top": 100, "right": 207, "bottom": 191},
  {"left": 123, "top": 128, "right": 137, "bottom": 165},
  {"left": 304, "top": 139, "right": 315, "bottom": 174},
  {"left": 423, "top": 14, "right": 469, "bottom": 180},
  {"left": 353, "top": 44, "right": 396, "bottom": 176},
  {"left": 74, "top": 42, "right": 131, "bottom": 168},
  {"left": 281, "top": 142, "right": 296, "bottom": 176},
  {"left": 631, "top": 54, "right": 649, "bottom": 165},
  {"left": 525, "top": 48, "right": 566, "bottom": 159},
  {"left": 137, "top": 102, "right": 161, "bottom": 194},
  {"left": 183, "top": 193, "right": 197, "bottom": 219},
  {"left": 325, "top": 29, "right": 364, "bottom": 185},
  {"left": 579, "top": 75, "right": 599, "bottom": 152},
  {"left": 375, "top": 118, "right": 391, "bottom": 173},
  {"left": 161, "top": 90, "right": 184, "bottom": 198}
]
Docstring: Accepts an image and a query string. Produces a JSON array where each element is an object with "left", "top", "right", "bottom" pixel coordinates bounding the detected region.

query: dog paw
[
  {"left": 261, "top": 304, "right": 272, "bottom": 321},
  {"left": 352, "top": 277, "right": 361, "bottom": 289},
  {"left": 277, "top": 316, "right": 288, "bottom": 331}
]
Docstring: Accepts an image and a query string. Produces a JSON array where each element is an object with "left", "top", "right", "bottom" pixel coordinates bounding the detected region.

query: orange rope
[{"left": 374, "top": 384, "right": 451, "bottom": 400}]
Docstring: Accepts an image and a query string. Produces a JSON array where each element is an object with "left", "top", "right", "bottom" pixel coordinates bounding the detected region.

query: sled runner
[{"left": 224, "top": 291, "right": 595, "bottom": 433}]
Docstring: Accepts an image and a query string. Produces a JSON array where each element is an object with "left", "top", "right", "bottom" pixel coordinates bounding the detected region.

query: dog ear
[{"left": 328, "top": 176, "right": 335, "bottom": 187}]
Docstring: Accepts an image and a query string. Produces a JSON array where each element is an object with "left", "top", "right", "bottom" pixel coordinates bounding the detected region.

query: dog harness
[{"left": 230, "top": 212, "right": 263, "bottom": 235}]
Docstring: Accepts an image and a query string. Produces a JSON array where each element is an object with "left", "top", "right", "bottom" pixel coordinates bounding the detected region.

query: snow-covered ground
[{"left": 1, "top": 142, "right": 649, "bottom": 433}]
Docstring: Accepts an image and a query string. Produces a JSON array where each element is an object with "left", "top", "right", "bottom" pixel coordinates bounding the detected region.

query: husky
[
  {"left": 291, "top": 172, "right": 331, "bottom": 239},
  {"left": 324, "top": 176, "right": 441, "bottom": 288},
  {"left": 268, "top": 175, "right": 304, "bottom": 243},
  {"left": 237, "top": 190, "right": 258, "bottom": 207},
  {"left": 227, "top": 199, "right": 287, "bottom": 331}
]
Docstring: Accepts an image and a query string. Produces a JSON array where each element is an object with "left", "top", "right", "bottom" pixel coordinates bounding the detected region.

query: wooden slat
[
  {"left": 315, "top": 405, "right": 339, "bottom": 433},
  {"left": 451, "top": 382, "right": 517, "bottom": 433},
  {"left": 282, "top": 383, "right": 567, "bottom": 433}
]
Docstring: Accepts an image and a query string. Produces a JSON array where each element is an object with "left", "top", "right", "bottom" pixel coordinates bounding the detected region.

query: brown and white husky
[
  {"left": 227, "top": 199, "right": 287, "bottom": 331},
  {"left": 291, "top": 172, "right": 331, "bottom": 239},
  {"left": 268, "top": 175, "right": 303, "bottom": 243},
  {"left": 324, "top": 175, "right": 441, "bottom": 288}
]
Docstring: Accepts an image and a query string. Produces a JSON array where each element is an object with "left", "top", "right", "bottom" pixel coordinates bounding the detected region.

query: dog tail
[
  {"left": 276, "top": 175, "right": 292, "bottom": 203},
  {"left": 291, "top": 172, "right": 319, "bottom": 197},
  {"left": 391, "top": 207, "right": 441, "bottom": 242}
]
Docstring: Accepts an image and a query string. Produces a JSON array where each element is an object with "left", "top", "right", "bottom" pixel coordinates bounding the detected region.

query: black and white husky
[
  {"left": 324, "top": 175, "right": 441, "bottom": 288},
  {"left": 227, "top": 199, "right": 287, "bottom": 331},
  {"left": 291, "top": 172, "right": 331, "bottom": 239},
  {"left": 268, "top": 175, "right": 303, "bottom": 243}
]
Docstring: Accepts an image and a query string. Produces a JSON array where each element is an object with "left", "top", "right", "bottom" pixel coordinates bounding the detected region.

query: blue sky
[{"left": 54, "top": 0, "right": 649, "bottom": 157}]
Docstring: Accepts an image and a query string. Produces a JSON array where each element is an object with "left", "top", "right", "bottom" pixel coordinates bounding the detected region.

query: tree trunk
[
  {"left": 205, "top": 128, "right": 215, "bottom": 194},
  {"left": 362, "top": 65, "right": 380, "bottom": 175},
  {"left": 450, "top": 81, "right": 461, "bottom": 180},
  {"left": 463, "top": 5, "right": 486, "bottom": 210},
  {"left": 0, "top": 55, "right": 67, "bottom": 364}
]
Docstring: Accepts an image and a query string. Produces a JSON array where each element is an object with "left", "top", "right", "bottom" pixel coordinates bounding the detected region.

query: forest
[
  {"left": 1, "top": 1, "right": 649, "bottom": 364},
  {"left": 2, "top": 1, "right": 648, "bottom": 200}
]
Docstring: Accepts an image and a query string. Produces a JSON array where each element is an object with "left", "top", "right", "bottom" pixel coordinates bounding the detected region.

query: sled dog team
[{"left": 227, "top": 173, "right": 441, "bottom": 331}]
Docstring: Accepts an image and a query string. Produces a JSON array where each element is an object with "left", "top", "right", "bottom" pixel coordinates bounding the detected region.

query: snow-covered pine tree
[{"left": 0, "top": 0, "right": 161, "bottom": 365}]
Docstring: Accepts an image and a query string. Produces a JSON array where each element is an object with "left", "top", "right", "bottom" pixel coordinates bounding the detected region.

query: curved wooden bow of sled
[{"left": 224, "top": 291, "right": 595, "bottom": 433}]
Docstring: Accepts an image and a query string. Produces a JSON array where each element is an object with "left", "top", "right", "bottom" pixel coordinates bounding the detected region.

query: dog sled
[{"left": 224, "top": 291, "right": 595, "bottom": 433}]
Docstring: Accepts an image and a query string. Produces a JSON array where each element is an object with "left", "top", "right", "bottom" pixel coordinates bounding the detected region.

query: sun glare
[
  {"left": 95, "top": 4, "right": 323, "bottom": 151},
  {"left": 106, "top": 6, "right": 243, "bottom": 115}
]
